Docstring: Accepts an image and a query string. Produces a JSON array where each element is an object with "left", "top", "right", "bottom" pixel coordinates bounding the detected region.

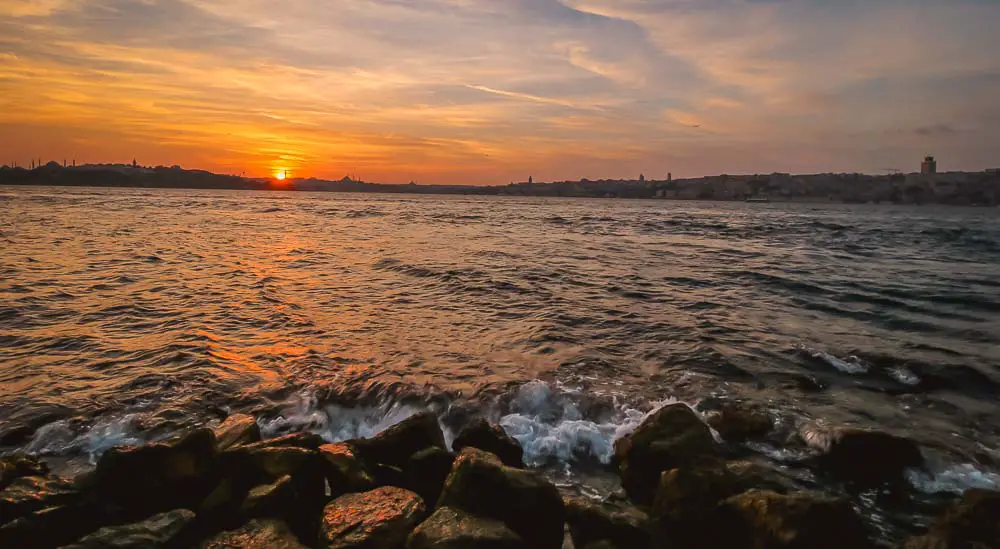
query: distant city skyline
[{"left": 2, "top": 1, "right": 999, "bottom": 185}]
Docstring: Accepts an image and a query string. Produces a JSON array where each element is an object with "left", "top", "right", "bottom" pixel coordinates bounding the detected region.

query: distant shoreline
[{"left": 2, "top": 164, "right": 998, "bottom": 206}]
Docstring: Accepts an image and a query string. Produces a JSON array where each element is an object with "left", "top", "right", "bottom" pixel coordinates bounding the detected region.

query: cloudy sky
[{"left": 2, "top": 0, "right": 999, "bottom": 183}]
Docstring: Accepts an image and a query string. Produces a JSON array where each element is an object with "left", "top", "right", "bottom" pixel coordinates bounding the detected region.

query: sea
[{"left": 2, "top": 186, "right": 999, "bottom": 542}]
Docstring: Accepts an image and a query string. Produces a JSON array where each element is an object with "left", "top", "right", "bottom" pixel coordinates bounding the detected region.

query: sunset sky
[{"left": 2, "top": 0, "right": 999, "bottom": 184}]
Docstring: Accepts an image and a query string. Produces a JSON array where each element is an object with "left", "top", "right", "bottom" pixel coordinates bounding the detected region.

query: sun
[{"left": 275, "top": 170, "right": 286, "bottom": 181}]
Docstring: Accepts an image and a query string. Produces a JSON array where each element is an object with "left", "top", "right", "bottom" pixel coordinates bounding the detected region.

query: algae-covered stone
[
  {"left": 320, "top": 486, "right": 426, "bottom": 549},
  {"left": 563, "top": 494, "right": 649, "bottom": 549},
  {"left": 900, "top": 488, "right": 1000, "bottom": 549},
  {"left": 453, "top": 419, "right": 524, "bottom": 468},
  {"left": 59, "top": 509, "right": 195, "bottom": 549},
  {"left": 613, "top": 404, "right": 717, "bottom": 505},
  {"left": 407, "top": 506, "right": 523, "bottom": 549},
  {"left": 201, "top": 518, "right": 308, "bottom": 549},
  {"left": 439, "top": 447, "right": 564, "bottom": 549},
  {"left": 722, "top": 490, "right": 874, "bottom": 549}
]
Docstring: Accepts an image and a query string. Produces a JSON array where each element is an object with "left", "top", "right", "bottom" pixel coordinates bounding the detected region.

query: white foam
[
  {"left": 808, "top": 347, "right": 869, "bottom": 374},
  {"left": 23, "top": 414, "right": 145, "bottom": 463},
  {"left": 497, "top": 380, "right": 675, "bottom": 467},
  {"left": 888, "top": 366, "right": 921, "bottom": 386},
  {"left": 906, "top": 464, "right": 1000, "bottom": 494}
]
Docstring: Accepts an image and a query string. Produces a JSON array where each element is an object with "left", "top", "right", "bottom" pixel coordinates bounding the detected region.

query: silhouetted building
[
  {"left": 639, "top": 174, "right": 645, "bottom": 182},
  {"left": 921, "top": 156, "right": 937, "bottom": 175}
]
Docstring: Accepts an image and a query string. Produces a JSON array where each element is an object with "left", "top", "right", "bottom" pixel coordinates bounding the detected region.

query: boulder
[
  {"left": 651, "top": 464, "right": 744, "bottom": 549},
  {"left": 403, "top": 447, "right": 455, "bottom": 506},
  {"left": 320, "top": 486, "right": 426, "bottom": 549},
  {"left": 438, "top": 448, "right": 565, "bottom": 549},
  {"left": 319, "top": 443, "right": 374, "bottom": 493},
  {"left": 721, "top": 490, "right": 874, "bottom": 549},
  {"left": 94, "top": 428, "right": 217, "bottom": 513},
  {"left": 406, "top": 506, "right": 523, "bottom": 549},
  {"left": 801, "top": 426, "right": 923, "bottom": 486},
  {"left": 579, "top": 542, "right": 617, "bottom": 549},
  {"left": 59, "top": 509, "right": 195, "bottom": 549},
  {"left": 900, "top": 488, "right": 1000, "bottom": 549},
  {"left": 613, "top": 404, "right": 717, "bottom": 505},
  {"left": 452, "top": 419, "right": 525, "bottom": 468},
  {"left": 1, "top": 475, "right": 79, "bottom": 521},
  {"left": 214, "top": 414, "right": 261, "bottom": 450},
  {"left": 350, "top": 412, "right": 446, "bottom": 469},
  {"left": 563, "top": 494, "right": 650, "bottom": 549},
  {"left": 0, "top": 455, "right": 48, "bottom": 491},
  {"left": 705, "top": 403, "right": 774, "bottom": 442},
  {"left": 201, "top": 518, "right": 308, "bottom": 549}
]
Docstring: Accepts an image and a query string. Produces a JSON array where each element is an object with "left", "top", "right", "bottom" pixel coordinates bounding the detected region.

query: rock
[
  {"left": 705, "top": 403, "right": 774, "bottom": 442},
  {"left": 801, "top": 426, "right": 924, "bottom": 486},
  {"left": 201, "top": 518, "right": 308, "bottom": 549},
  {"left": 59, "top": 509, "right": 195, "bottom": 548},
  {"left": 439, "top": 448, "right": 565, "bottom": 549},
  {"left": 407, "top": 506, "right": 523, "bottom": 549},
  {"left": 241, "top": 474, "right": 296, "bottom": 517},
  {"left": 319, "top": 443, "right": 374, "bottom": 493},
  {"left": 1, "top": 475, "right": 79, "bottom": 521},
  {"left": 900, "top": 488, "right": 1000, "bottom": 549},
  {"left": 723, "top": 460, "right": 802, "bottom": 495},
  {"left": 95, "top": 428, "right": 217, "bottom": 513},
  {"left": 351, "top": 412, "right": 446, "bottom": 468},
  {"left": 0, "top": 502, "right": 109, "bottom": 549},
  {"left": 452, "top": 419, "right": 524, "bottom": 468},
  {"left": 403, "top": 447, "right": 455, "bottom": 506},
  {"left": 0, "top": 455, "right": 48, "bottom": 491},
  {"left": 721, "top": 490, "right": 874, "bottom": 549},
  {"left": 239, "top": 432, "right": 325, "bottom": 451},
  {"left": 563, "top": 494, "right": 650, "bottom": 549},
  {"left": 651, "top": 464, "right": 744, "bottom": 549},
  {"left": 579, "top": 542, "right": 617, "bottom": 549},
  {"left": 214, "top": 414, "right": 261, "bottom": 450},
  {"left": 320, "top": 486, "right": 426, "bottom": 549},
  {"left": 612, "top": 404, "right": 717, "bottom": 505}
]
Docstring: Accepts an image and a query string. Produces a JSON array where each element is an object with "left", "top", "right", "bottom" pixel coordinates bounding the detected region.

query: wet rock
[
  {"left": 724, "top": 460, "right": 803, "bottom": 495},
  {"left": 319, "top": 443, "right": 374, "bottom": 493},
  {"left": 351, "top": 412, "right": 446, "bottom": 469},
  {"left": 722, "top": 490, "right": 874, "bottom": 549},
  {"left": 95, "top": 428, "right": 217, "bottom": 513},
  {"left": 403, "top": 447, "right": 455, "bottom": 506},
  {"left": 241, "top": 474, "right": 296, "bottom": 517},
  {"left": 238, "top": 432, "right": 325, "bottom": 451},
  {"left": 705, "top": 403, "right": 774, "bottom": 442},
  {"left": 59, "top": 509, "right": 195, "bottom": 548},
  {"left": 439, "top": 447, "right": 565, "bottom": 549},
  {"left": 407, "top": 506, "right": 523, "bottom": 549},
  {"left": 0, "top": 455, "right": 48, "bottom": 491},
  {"left": 0, "top": 502, "right": 109, "bottom": 549},
  {"left": 0, "top": 475, "right": 79, "bottom": 521},
  {"left": 563, "top": 494, "right": 650, "bottom": 549},
  {"left": 801, "top": 426, "right": 924, "bottom": 486},
  {"left": 899, "top": 488, "right": 1000, "bottom": 549},
  {"left": 214, "top": 414, "right": 261, "bottom": 450},
  {"left": 452, "top": 419, "right": 524, "bottom": 468},
  {"left": 651, "top": 464, "right": 744, "bottom": 549},
  {"left": 613, "top": 403, "right": 717, "bottom": 505},
  {"left": 320, "top": 486, "right": 426, "bottom": 549},
  {"left": 579, "top": 541, "right": 617, "bottom": 549},
  {"left": 0, "top": 404, "right": 74, "bottom": 446},
  {"left": 201, "top": 518, "right": 308, "bottom": 549}
]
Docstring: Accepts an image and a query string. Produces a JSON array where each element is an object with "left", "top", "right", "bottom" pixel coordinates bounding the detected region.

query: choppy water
[{"left": 2, "top": 187, "right": 999, "bottom": 539}]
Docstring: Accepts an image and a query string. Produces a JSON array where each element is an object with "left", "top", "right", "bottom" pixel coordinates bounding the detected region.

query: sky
[{"left": 2, "top": 0, "right": 999, "bottom": 184}]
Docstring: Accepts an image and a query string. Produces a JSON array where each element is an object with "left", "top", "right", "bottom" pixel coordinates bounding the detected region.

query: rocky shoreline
[{"left": 1, "top": 404, "right": 997, "bottom": 548}]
